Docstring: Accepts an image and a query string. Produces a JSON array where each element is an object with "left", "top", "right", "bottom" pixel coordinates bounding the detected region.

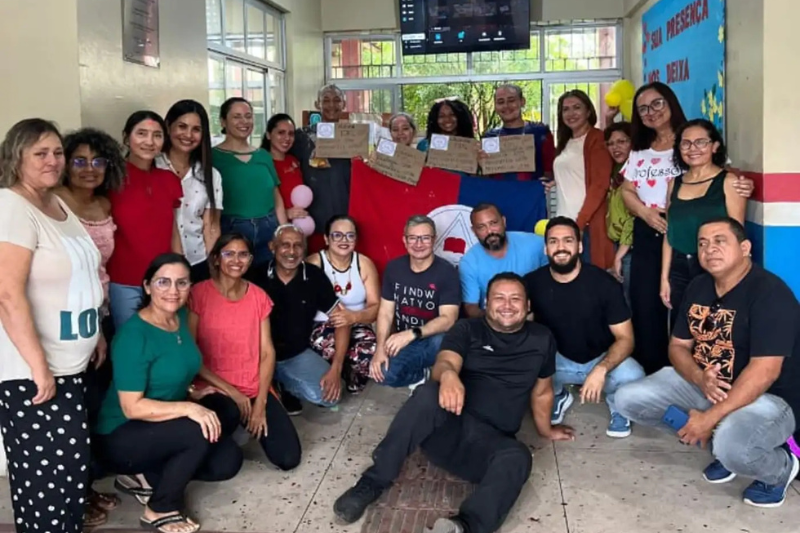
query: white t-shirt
[
  {"left": 553, "top": 134, "right": 587, "bottom": 221},
  {"left": 620, "top": 148, "right": 682, "bottom": 209},
  {"left": 0, "top": 190, "right": 103, "bottom": 381},
  {"left": 156, "top": 155, "right": 224, "bottom": 266}
]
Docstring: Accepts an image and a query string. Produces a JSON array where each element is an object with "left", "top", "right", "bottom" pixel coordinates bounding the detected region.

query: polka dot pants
[{"left": 0, "top": 375, "right": 90, "bottom": 533}]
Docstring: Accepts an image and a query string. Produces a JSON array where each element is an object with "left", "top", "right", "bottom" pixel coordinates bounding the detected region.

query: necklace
[{"left": 327, "top": 252, "right": 353, "bottom": 296}]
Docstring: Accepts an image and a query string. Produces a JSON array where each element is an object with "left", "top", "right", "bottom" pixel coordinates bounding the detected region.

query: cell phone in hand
[{"left": 662, "top": 405, "right": 690, "bottom": 432}]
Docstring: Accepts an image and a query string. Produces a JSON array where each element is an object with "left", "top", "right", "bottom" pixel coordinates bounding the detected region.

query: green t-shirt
[
  {"left": 95, "top": 309, "right": 201, "bottom": 435},
  {"left": 212, "top": 147, "right": 280, "bottom": 218}
]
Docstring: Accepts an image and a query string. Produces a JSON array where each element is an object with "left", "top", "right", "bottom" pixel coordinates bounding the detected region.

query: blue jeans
[
  {"left": 553, "top": 352, "right": 645, "bottom": 416},
  {"left": 381, "top": 334, "right": 444, "bottom": 388},
  {"left": 221, "top": 211, "right": 278, "bottom": 267},
  {"left": 275, "top": 349, "right": 340, "bottom": 407},
  {"left": 615, "top": 367, "right": 797, "bottom": 486},
  {"left": 108, "top": 283, "right": 143, "bottom": 331}
]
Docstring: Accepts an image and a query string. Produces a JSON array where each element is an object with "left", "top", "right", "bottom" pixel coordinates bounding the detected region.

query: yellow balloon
[
  {"left": 534, "top": 219, "right": 548, "bottom": 236},
  {"left": 605, "top": 91, "right": 622, "bottom": 107},
  {"left": 611, "top": 79, "right": 636, "bottom": 101},
  {"left": 620, "top": 99, "right": 634, "bottom": 121}
]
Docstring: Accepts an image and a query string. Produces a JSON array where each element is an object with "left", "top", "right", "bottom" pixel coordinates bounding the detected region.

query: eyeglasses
[
  {"left": 329, "top": 231, "right": 356, "bottom": 242},
  {"left": 700, "top": 299, "right": 723, "bottom": 333},
  {"left": 636, "top": 98, "right": 667, "bottom": 116},
  {"left": 606, "top": 139, "right": 631, "bottom": 148},
  {"left": 220, "top": 250, "right": 253, "bottom": 261},
  {"left": 405, "top": 235, "right": 434, "bottom": 244},
  {"left": 71, "top": 157, "right": 108, "bottom": 169},
  {"left": 152, "top": 277, "right": 191, "bottom": 291},
  {"left": 679, "top": 138, "right": 713, "bottom": 151}
]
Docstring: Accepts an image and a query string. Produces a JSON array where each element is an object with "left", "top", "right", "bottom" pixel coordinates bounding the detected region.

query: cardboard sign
[
  {"left": 314, "top": 123, "right": 370, "bottom": 159},
  {"left": 372, "top": 139, "right": 426, "bottom": 185},
  {"left": 425, "top": 134, "right": 479, "bottom": 174},
  {"left": 479, "top": 135, "right": 537, "bottom": 175}
]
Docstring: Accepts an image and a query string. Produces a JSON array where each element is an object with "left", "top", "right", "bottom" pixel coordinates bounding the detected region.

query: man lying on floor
[{"left": 333, "top": 272, "right": 575, "bottom": 533}]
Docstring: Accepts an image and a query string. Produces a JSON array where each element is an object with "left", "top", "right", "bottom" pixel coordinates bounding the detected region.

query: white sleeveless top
[{"left": 320, "top": 251, "right": 367, "bottom": 312}]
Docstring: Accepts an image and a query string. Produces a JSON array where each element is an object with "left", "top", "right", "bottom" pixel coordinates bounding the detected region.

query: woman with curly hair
[{"left": 416, "top": 99, "right": 475, "bottom": 151}]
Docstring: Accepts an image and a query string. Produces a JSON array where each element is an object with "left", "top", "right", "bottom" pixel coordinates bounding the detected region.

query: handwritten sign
[
  {"left": 372, "top": 139, "right": 426, "bottom": 185},
  {"left": 314, "top": 123, "right": 370, "bottom": 159},
  {"left": 642, "top": 0, "right": 726, "bottom": 132},
  {"left": 480, "top": 135, "right": 536, "bottom": 175},
  {"left": 425, "top": 134, "right": 479, "bottom": 175}
]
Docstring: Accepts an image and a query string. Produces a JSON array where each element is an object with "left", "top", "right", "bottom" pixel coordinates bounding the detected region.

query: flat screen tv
[{"left": 400, "top": 0, "right": 531, "bottom": 56}]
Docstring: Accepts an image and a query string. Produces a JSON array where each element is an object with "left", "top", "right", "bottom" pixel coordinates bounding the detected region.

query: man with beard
[
  {"left": 523, "top": 217, "right": 644, "bottom": 438},
  {"left": 333, "top": 272, "right": 575, "bottom": 533},
  {"left": 460, "top": 203, "right": 546, "bottom": 318}
]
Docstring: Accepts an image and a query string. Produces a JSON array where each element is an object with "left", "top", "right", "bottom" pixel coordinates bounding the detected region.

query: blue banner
[{"left": 642, "top": 0, "right": 726, "bottom": 133}]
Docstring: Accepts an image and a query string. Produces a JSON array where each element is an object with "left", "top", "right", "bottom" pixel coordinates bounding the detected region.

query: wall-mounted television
[{"left": 400, "top": 0, "right": 531, "bottom": 56}]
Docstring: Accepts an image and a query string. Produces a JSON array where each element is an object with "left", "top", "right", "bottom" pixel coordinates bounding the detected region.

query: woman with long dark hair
[
  {"left": 619, "top": 82, "right": 753, "bottom": 374},
  {"left": 107, "top": 111, "right": 184, "bottom": 331},
  {"left": 261, "top": 113, "right": 310, "bottom": 222},
  {"left": 417, "top": 99, "right": 475, "bottom": 151},
  {"left": 157, "top": 100, "right": 223, "bottom": 282},
  {"left": 552, "top": 89, "right": 614, "bottom": 268}
]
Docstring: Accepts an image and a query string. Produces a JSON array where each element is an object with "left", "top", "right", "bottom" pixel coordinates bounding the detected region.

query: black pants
[
  {"left": 190, "top": 260, "right": 211, "bottom": 283},
  {"left": 199, "top": 392, "right": 302, "bottom": 471},
  {"left": 95, "top": 395, "right": 244, "bottom": 513},
  {"left": 668, "top": 250, "right": 705, "bottom": 330},
  {"left": 629, "top": 218, "right": 669, "bottom": 374},
  {"left": 0, "top": 375, "right": 90, "bottom": 533},
  {"left": 364, "top": 382, "right": 532, "bottom": 533}
]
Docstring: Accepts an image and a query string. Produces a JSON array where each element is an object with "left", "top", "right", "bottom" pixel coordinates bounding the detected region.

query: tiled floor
[{"left": 1, "top": 384, "right": 798, "bottom": 533}]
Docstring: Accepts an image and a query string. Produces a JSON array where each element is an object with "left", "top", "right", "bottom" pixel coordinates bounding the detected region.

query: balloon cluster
[
  {"left": 290, "top": 185, "right": 315, "bottom": 235},
  {"left": 604, "top": 80, "right": 636, "bottom": 121}
]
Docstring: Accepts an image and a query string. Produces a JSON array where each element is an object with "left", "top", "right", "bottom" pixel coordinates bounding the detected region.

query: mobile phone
[{"left": 662, "top": 405, "right": 690, "bottom": 432}]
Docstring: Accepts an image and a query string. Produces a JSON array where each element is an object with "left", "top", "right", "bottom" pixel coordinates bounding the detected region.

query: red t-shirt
[
  {"left": 274, "top": 155, "right": 304, "bottom": 209},
  {"left": 107, "top": 162, "right": 183, "bottom": 286},
  {"left": 189, "top": 280, "right": 273, "bottom": 398}
]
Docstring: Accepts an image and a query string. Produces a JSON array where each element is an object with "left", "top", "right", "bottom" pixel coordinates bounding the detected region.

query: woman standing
[
  {"left": 188, "top": 234, "right": 302, "bottom": 470},
  {"left": 0, "top": 119, "right": 104, "bottom": 533},
  {"left": 417, "top": 99, "right": 475, "bottom": 151},
  {"left": 620, "top": 82, "right": 753, "bottom": 374},
  {"left": 261, "top": 114, "right": 309, "bottom": 223},
  {"left": 213, "top": 97, "right": 285, "bottom": 267},
  {"left": 95, "top": 254, "right": 242, "bottom": 533},
  {"left": 307, "top": 216, "right": 379, "bottom": 394},
  {"left": 552, "top": 90, "right": 614, "bottom": 268},
  {"left": 107, "top": 111, "right": 183, "bottom": 331},
  {"left": 387, "top": 112, "right": 418, "bottom": 147},
  {"left": 157, "top": 100, "right": 223, "bottom": 282},
  {"left": 661, "top": 119, "right": 747, "bottom": 326},
  {"left": 604, "top": 122, "right": 634, "bottom": 299}
]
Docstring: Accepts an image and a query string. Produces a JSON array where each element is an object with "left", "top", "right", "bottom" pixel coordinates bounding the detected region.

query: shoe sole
[
  {"left": 430, "top": 518, "right": 463, "bottom": 533},
  {"left": 703, "top": 471, "right": 737, "bottom": 484},
  {"left": 333, "top": 502, "right": 363, "bottom": 524},
  {"left": 550, "top": 392, "right": 574, "bottom": 425},
  {"left": 743, "top": 453, "right": 800, "bottom": 508},
  {"left": 606, "top": 427, "right": 632, "bottom": 438}
]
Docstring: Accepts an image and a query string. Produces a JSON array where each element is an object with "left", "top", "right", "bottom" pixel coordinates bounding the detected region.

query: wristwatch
[{"left": 411, "top": 327, "right": 423, "bottom": 340}]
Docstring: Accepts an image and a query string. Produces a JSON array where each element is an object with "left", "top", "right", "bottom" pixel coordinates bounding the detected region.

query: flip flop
[
  {"left": 115, "top": 474, "right": 153, "bottom": 505},
  {"left": 139, "top": 513, "right": 200, "bottom": 533}
]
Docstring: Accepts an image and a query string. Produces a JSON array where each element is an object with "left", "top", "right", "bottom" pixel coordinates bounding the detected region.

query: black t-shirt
[
  {"left": 524, "top": 264, "right": 631, "bottom": 364},
  {"left": 674, "top": 265, "right": 800, "bottom": 428},
  {"left": 440, "top": 318, "right": 556, "bottom": 435},
  {"left": 247, "top": 262, "right": 337, "bottom": 361},
  {"left": 381, "top": 255, "right": 461, "bottom": 332}
]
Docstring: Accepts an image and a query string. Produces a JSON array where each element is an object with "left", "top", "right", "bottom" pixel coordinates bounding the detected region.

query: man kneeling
[
  {"left": 616, "top": 217, "right": 800, "bottom": 508},
  {"left": 333, "top": 273, "right": 574, "bottom": 532}
]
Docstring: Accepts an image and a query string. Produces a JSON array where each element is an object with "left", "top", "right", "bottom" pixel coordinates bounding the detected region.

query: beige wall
[
  {"left": 77, "top": 0, "right": 209, "bottom": 138},
  {"left": 0, "top": 0, "right": 82, "bottom": 137},
  {"left": 321, "top": 0, "right": 625, "bottom": 32}
]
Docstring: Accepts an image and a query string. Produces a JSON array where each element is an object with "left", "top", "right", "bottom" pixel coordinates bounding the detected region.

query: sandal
[
  {"left": 114, "top": 474, "right": 153, "bottom": 505},
  {"left": 139, "top": 513, "right": 200, "bottom": 533},
  {"left": 83, "top": 503, "right": 108, "bottom": 529},
  {"left": 89, "top": 488, "right": 121, "bottom": 512}
]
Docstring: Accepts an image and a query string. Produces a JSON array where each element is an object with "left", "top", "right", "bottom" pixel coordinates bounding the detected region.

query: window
[
  {"left": 324, "top": 22, "right": 622, "bottom": 137},
  {"left": 206, "top": 0, "right": 286, "bottom": 144}
]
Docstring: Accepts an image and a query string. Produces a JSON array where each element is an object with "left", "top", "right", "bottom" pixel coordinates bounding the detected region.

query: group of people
[{"left": 0, "top": 78, "right": 797, "bottom": 533}]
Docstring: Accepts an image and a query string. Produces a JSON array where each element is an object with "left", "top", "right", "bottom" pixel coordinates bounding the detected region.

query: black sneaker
[
  {"left": 281, "top": 391, "right": 303, "bottom": 416},
  {"left": 333, "top": 477, "right": 385, "bottom": 523}
]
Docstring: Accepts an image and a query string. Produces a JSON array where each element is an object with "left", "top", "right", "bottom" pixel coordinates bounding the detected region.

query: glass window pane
[
  {"left": 545, "top": 26, "right": 617, "bottom": 72},
  {"left": 208, "top": 57, "right": 225, "bottom": 138},
  {"left": 473, "top": 33, "right": 540, "bottom": 75},
  {"left": 246, "top": 5, "right": 265, "bottom": 59},
  {"left": 247, "top": 69, "right": 266, "bottom": 146},
  {"left": 226, "top": 62, "right": 244, "bottom": 99},
  {"left": 343, "top": 89, "right": 393, "bottom": 114},
  {"left": 330, "top": 38, "right": 396, "bottom": 79},
  {"left": 401, "top": 53, "right": 468, "bottom": 77},
  {"left": 224, "top": 0, "right": 246, "bottom": 54},
  {"left": 206, "top": 0, "right": 222, "bottom": 46},
  {"left": 268, "top": 70, "right": 285, "bottom": 116},
  {"left": 548, "top": 81, "right": 614, "bottom": 133},
  {"left": 266, "top": 13, "right": 281, "bottom": 65}
]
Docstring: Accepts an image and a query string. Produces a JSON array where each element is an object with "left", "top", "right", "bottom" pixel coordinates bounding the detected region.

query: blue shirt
[{"left": 459, "top": 231, "right": 547, "bottom": 308}]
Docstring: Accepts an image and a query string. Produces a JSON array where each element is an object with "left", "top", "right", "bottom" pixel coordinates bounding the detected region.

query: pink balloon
[
  {"left": 290, "top": 185, "right": 313, "bottom": 208},
  {"left": 293, "top": 216, "right": 316, "bottom": 236}
]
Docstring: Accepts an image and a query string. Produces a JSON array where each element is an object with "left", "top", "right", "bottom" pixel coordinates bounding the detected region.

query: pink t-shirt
[
  {"left": 620, "top": 148, "right": 682, "bottom": 209},
  {"left": 189, "top": 280, "right": 273, "bottom": 398}
]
